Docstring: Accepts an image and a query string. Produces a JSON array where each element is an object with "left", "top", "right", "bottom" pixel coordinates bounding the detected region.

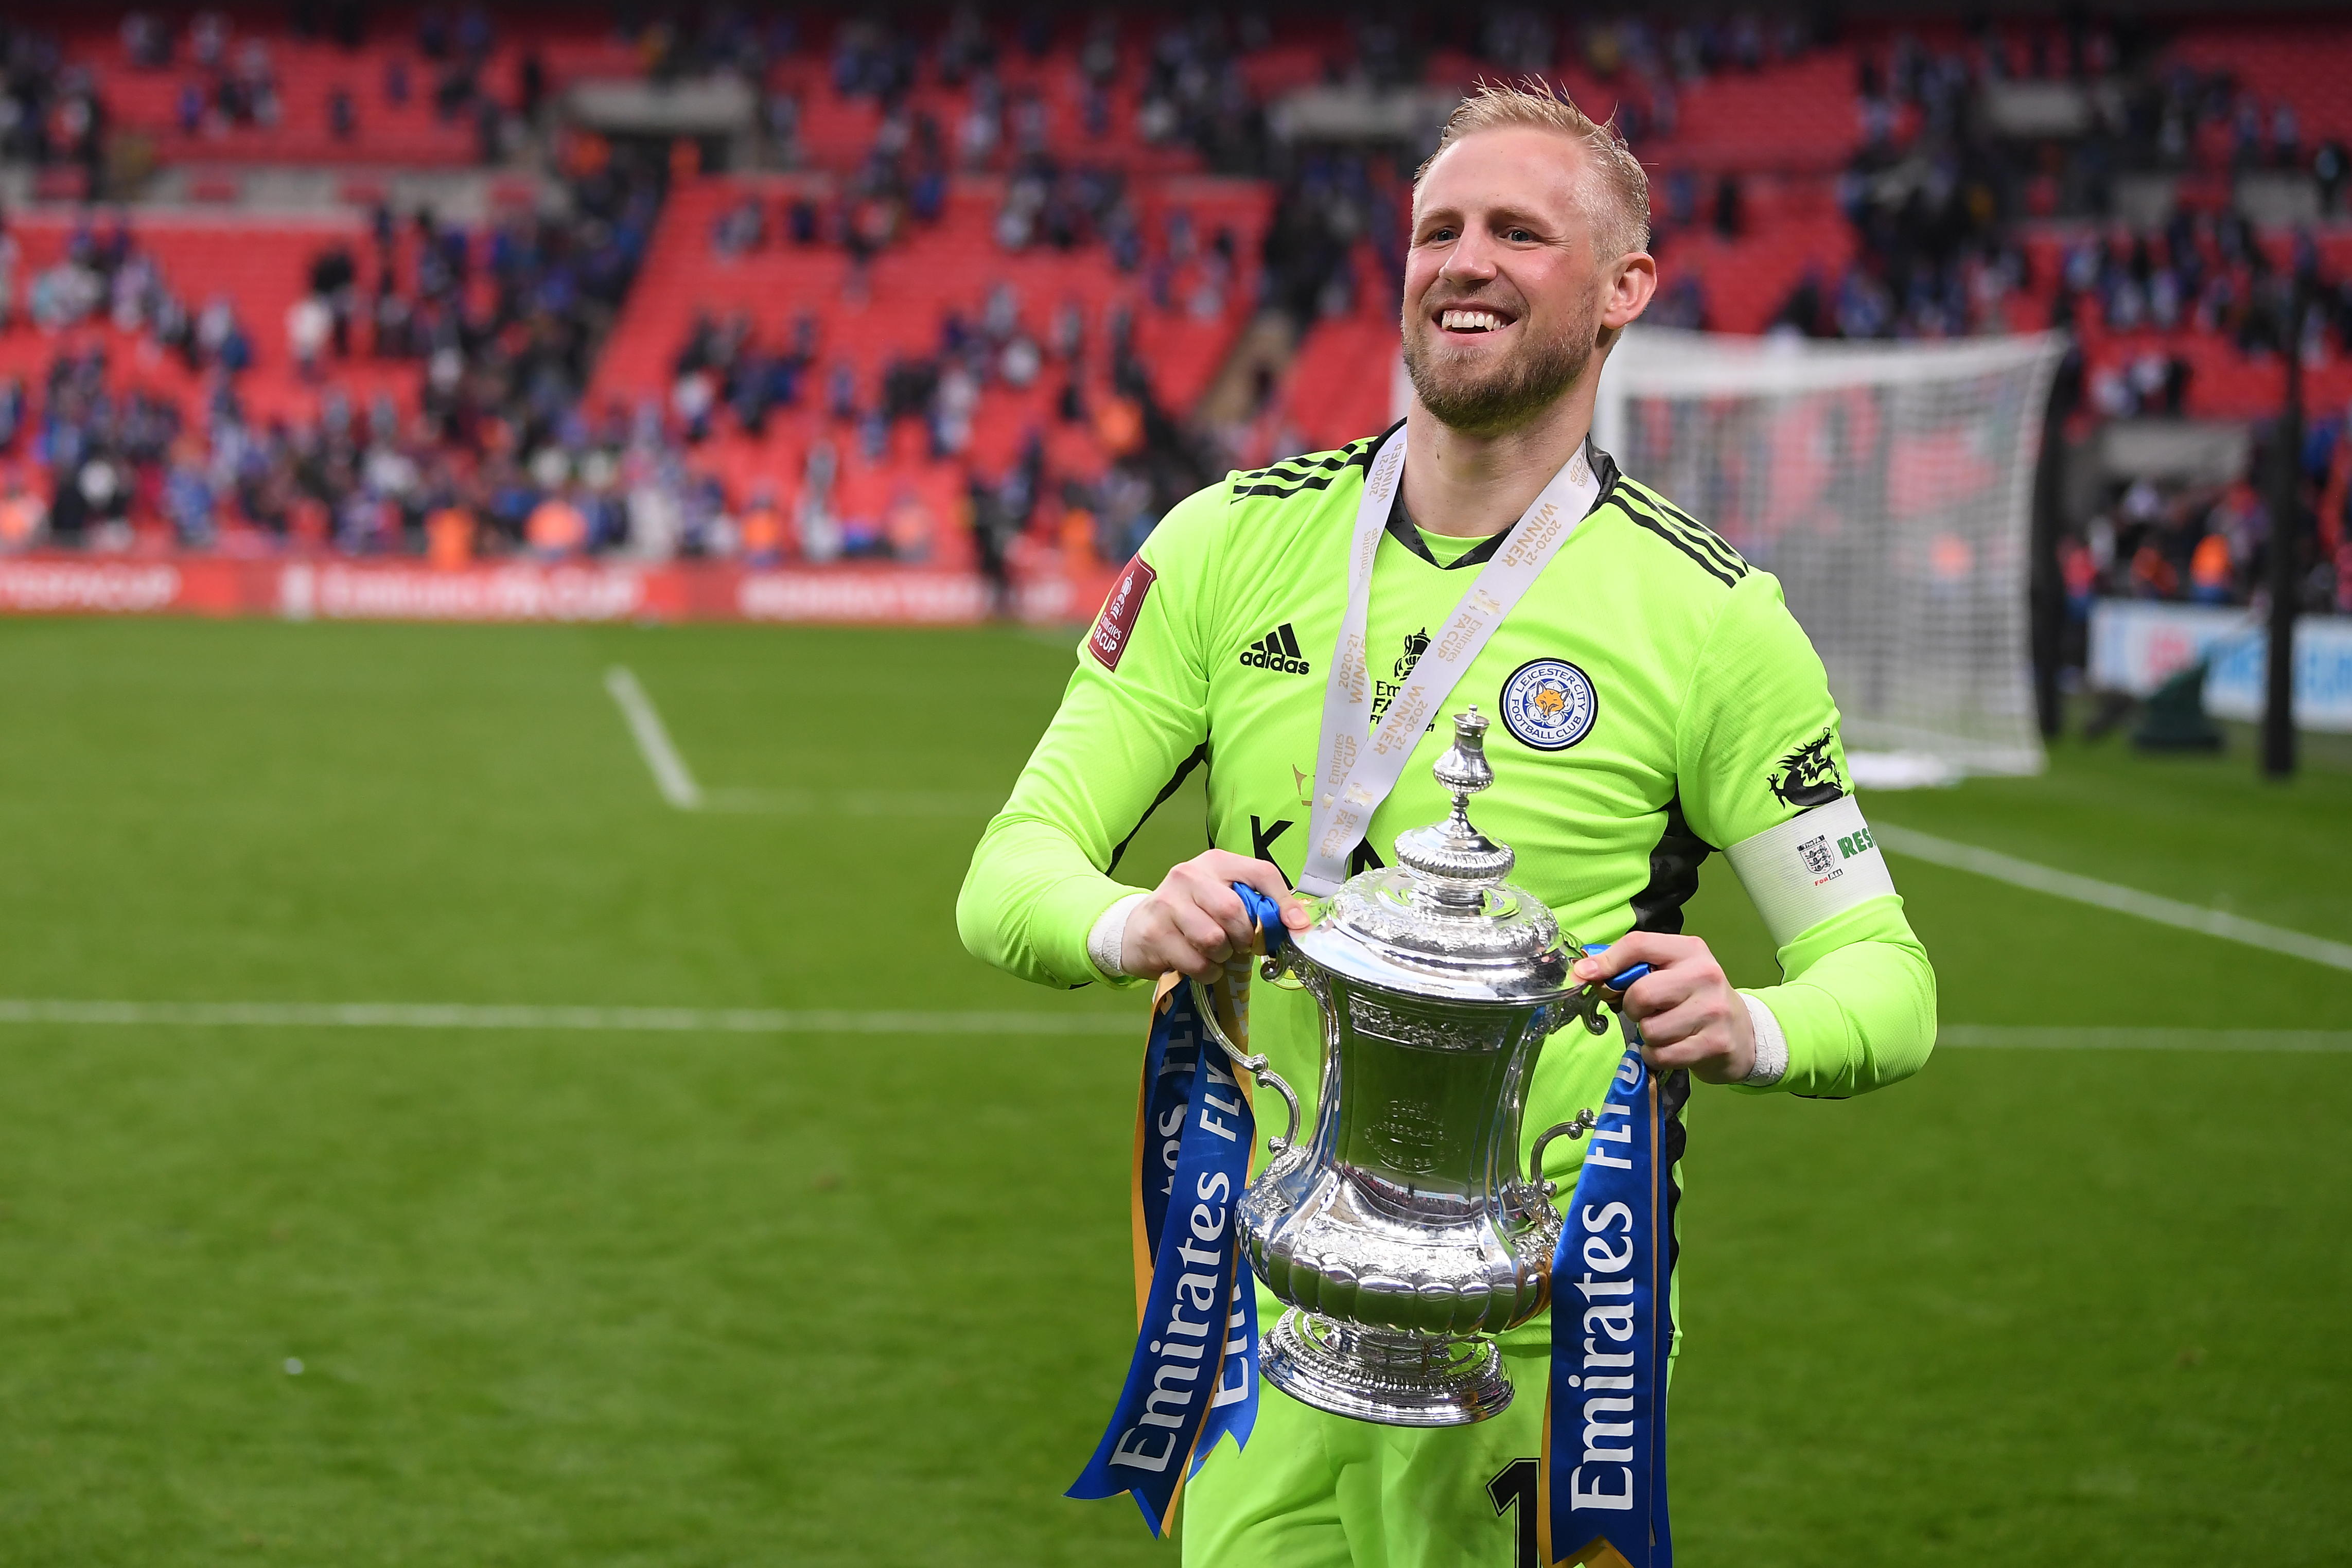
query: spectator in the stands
[
  {"left": 1649, "top": 276, "right": 1709, "bottom": 332},
  {"left": 525, "top": 485, "right": 588, "bottom": 559},
  {"left": 188, "top": 10, "right": 227, "bottom": 70},
  {"left": 0, "top": 468, "right": 45, "bottom": 551},
  {"left": 233, "top": 38, "right": 282, "bottom": 128},
  {"left": 426, "top": 499, "right": 475, "bottom": 568},
  {"left": 797, "top": 441, "right": 840, "bottom": 562},
  {"left": 194, "top": 296, "right": 252, "bottom": 373},
  {"left": 764, "top": 91, "right": 801, "bottom": 162},
  {"left": 121, "top": 11, "right": 171, "bottom": 68},
  {"left": 308, "top": 242, "right": 357, "bottom": 355},
  {"left": 740, "top": 486, "right": 784, "bottom": 567},
  {"left": 672, "top": 367, "right": 716, "bottom": 444},
  {"left": 2188, "top": 527, "right": 2235, "bottom": 604},
  {"left": 162, "top": 442, "right": 214, "bottom": 547},
  {"left": 711, "top": 196, "right": 766, "bottom": 257},
  {"left": 287, "top": 293, "right": 332, "bottom": 381},
  {"left": 786, "top": 195, "right": 820, "bottom": 245}
]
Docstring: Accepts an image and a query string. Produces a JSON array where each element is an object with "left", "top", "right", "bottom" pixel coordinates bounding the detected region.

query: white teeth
[{"left": 1441, "top": 309, "right": 1505, "bottom": 332}]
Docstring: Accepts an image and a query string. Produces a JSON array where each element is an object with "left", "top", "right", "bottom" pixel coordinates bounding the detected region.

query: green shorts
[{"left": 1180, "top": 1338, "right": 1552, "bottom": 1568}]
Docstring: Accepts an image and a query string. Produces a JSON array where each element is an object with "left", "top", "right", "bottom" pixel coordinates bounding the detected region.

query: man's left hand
[{"left": 1571, "top": 932, "right": 1754, "bottom": 1085}]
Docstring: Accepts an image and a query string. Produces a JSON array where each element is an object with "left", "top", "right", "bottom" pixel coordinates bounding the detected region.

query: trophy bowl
[{"left": 1196, "top": 708, "right": 1616, "bottom": 1427}]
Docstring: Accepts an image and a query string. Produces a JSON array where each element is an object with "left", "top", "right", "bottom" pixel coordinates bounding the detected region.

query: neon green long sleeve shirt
[{"left": 960, "top": 431, "right": 1935, "bottom": 1134}]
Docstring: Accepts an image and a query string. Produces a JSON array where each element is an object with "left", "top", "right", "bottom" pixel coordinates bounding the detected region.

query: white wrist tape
[
  {"left": 1086, "top": 892, "right": 1148, "bottom": 980},
  {"left": 1724, "top": 796, "right": 1897, "bottom": 947},
  {"left": 1738, "top": 993, "right": 1788, "bottom": 1087}
]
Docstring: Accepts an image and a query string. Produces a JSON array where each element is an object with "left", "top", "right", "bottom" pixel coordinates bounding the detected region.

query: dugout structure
[{"left": 1594, "top": 327, "right": 2066, "bottom": 784}]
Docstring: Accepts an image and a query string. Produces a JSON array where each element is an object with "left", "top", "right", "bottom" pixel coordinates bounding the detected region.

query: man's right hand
[{"left": 1121, "top": 850, "right": 1311, "bottom": 982}]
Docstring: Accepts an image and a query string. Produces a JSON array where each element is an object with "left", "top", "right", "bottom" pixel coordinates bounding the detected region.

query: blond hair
[{"left": 1415, "top": 80, "right": 1651, "bottom": 265}]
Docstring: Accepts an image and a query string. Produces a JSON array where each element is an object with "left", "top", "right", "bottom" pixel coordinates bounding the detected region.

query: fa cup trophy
[{"left": 1196, "top": 709, "right": 1623, "bottom": 1426}]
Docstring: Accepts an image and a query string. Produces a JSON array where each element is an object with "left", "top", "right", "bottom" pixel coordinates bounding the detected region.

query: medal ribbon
[
  {"left": 1298, "top": 428, "right": 1608, "bottom": 895},
  {"left": 1539, "top": 1039, "right": 1676, "bottom": 1568},
  {"left": 1067, "top": 887, "right": 1287, "bottom": 1535}
]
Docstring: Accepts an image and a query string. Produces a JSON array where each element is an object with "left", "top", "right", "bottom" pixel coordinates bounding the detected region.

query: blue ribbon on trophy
[
  {"left": 1541, "top": 975, "right": 1676, "bottom": 1568},
  {"left": 1068, "top": 885, "right": 1286, "bottom": 1534}
]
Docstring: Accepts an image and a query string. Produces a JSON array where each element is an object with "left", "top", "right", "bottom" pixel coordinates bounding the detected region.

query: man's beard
[{"left": 1401, "top": 296, "right": 1598, "bottom": 435}]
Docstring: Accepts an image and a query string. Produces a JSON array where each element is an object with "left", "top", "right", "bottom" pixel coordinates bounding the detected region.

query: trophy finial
[
  {"left": 1431, "top": 707, "right": 1495, "bottom": 805},
  {"left": 1393, "top": 708, "right": 1515, "bottom": 895}
]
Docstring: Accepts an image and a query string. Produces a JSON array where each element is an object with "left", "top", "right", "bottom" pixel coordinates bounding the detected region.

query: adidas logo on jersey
[{"left": 1238, "top": 623, "right": 1311, "bottom": 675}]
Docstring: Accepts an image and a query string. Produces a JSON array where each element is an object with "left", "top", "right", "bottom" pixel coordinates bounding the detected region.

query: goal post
[{"left": 1594, "top": 327, "right": 2067, "bottom": 785}]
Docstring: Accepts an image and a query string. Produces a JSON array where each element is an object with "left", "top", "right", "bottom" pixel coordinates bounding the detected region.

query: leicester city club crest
[{"left": 1498, "top": 659, "right": 1597, "bottom": 751}]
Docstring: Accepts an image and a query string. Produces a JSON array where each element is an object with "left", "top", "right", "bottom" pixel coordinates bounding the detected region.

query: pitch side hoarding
[{"left": 0, "top": 556, "right": 1111, "bottom": 627}]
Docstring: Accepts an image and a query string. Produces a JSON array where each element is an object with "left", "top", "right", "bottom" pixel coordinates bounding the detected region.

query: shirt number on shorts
[{"left": 1486, "top": 1458, "right": 1540, "bottom": 1568}]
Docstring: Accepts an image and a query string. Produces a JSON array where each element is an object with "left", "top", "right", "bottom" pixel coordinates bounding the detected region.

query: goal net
[{"left": 1593, "top": 328, "right": 2066, "bottom": 784}]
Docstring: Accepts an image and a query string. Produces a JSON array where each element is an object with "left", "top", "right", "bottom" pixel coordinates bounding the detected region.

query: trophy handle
[
  {"left": 1527, "top": 1108, "right": 1599, "bottom": 1198},
  {"left": 1575, "top": 946, "right": 1653, "bottom": 1035},
  {"left": 1187, "top": 976, "right": 1304, "bottom": 1155}
]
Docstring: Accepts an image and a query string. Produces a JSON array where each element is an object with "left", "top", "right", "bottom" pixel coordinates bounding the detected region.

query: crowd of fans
[
  {"left": 0, "top": 131, "right": 679, "bottom": 560},
  {"left": 1737, "top": 19, "right": 2352, "bottom": 350},
  {"left": 662, "top": 244, "right": 1215, "bottom": 574},
  {"left": 131, "top": 5, "right": 521, "bottom": 161},
  {"left": 8, "top": 215, "right": 257, "bottom": 369},
  {"left": 0, "top": 6, "right": 2342, "bottom": 612},
  {"left": 2065, "top": 420, "right": 2352, "bottom": 622},
  {"left": 0, "top": 25, "right": 103, "bottom": 185}
]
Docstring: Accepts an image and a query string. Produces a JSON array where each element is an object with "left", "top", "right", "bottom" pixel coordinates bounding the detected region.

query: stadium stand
[
  {"left": 0, "top": 6, "right": 2344, "bottom": 619},
  {"left": 0, "top": 210, "right": 419, "bottom": 419}
]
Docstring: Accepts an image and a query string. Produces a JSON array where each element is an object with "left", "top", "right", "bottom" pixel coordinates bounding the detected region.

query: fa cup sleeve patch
[
  {"left": 1725, "top": 795, "right": 1898, "bottom": 947},
  {"left": 1089, "top": 557, "right": 1157, "bottom": 671}
]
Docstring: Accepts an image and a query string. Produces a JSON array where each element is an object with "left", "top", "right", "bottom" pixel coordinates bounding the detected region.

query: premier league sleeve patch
[{"left": 1498, "top": 658, "right": 1598, "bottom": 751}]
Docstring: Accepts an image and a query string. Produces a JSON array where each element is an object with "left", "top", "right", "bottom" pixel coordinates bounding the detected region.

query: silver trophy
[{"left": 1196, "top": 708, "right": 1618, "bottom": 1426}]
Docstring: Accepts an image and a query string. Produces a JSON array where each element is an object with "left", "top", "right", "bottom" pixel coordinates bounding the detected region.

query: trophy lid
[{"left": 1293, "top": 709, "right": 1576, "bottom": 1004}]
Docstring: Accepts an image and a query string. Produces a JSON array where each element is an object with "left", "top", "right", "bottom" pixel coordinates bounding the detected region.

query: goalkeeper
[{"left": 960, "top": 82, "right": 1934, "bottom": 1567}]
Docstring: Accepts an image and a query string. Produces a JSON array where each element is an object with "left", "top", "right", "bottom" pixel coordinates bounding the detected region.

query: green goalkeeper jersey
[{"left": 959, "top": 428, "right": 1934, "bottom": 1280}]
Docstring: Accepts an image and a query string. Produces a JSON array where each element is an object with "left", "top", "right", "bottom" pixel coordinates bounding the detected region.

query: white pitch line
[
  {"left": 604, "top": 666, "right": 703, "bottom": 811},
  {"left": 0, "top": 1001, "right": 2336, "bottom": 1052},
  {"left": 1938, "top": 1026, "right": 2352, "bottom": 1052},
  {"left": 0, "top": 999, "right": 1135, "bottom": 1035},
  {"left": 603, "top": 671, "right": 1004, "bottom": 819},
  {"left": 698, "top": 786, "right": 1007, "bottom": 817},
  {"left": 1873, "top": 823, "right": 2352, "bottom": 974}
]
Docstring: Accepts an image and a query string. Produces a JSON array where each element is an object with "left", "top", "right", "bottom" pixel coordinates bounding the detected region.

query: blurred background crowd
[{"left": 0, "top": 4, "right": 2344, "bottom": 634}]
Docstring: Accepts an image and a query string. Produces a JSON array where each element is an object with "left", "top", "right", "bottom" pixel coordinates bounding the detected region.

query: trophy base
[{"left": 1260, "top": 1310, "right": 1514, "bottom": 1427}]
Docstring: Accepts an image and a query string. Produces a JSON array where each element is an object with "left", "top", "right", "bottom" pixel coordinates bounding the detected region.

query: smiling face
[{"left": 1401, "top": 125, "right": 1634, "bottom": 436}]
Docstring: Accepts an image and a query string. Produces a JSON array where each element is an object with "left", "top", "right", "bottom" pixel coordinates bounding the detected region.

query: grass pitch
[{"left": 0, "top": 618, "right": 2343, "bottom": 1566}]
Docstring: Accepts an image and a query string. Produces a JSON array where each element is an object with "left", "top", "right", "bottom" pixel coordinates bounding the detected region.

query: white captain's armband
[{"left": 1724, "top": 795, "right": 1898, "bottom": 947}]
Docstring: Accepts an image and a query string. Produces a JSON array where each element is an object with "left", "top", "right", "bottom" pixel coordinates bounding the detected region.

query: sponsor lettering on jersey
[
  {"left": 1499, "top": 658, "right": 1599, "bottom": 751},
  {"left": 1766, "top": 727, "right": 1845, "bottom": 808},
  {"left": 1798, "top": 822, "right": 1879, "bottom": 886},
  {"left": 1370, "top": 627, "right": 1430, "bottom": 729},
  {"left": 1238, "top": 622, "right": 1312, "bottom": 675},
  {"left": 1090, "top": 557, "right": 1157, "bottom": 671}
]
